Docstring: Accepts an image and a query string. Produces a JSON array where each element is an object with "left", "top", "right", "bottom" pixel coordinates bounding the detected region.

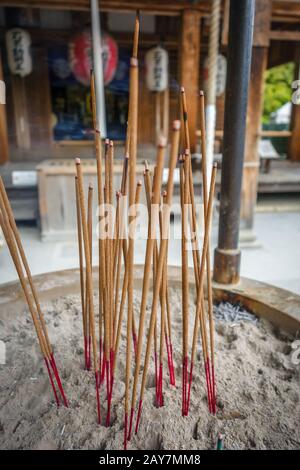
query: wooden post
[
  {"left": 0, "top": 52, "right": 9, "bottom": 165},
  {"left": 289, "top": 47, "right": 300, "bottom": 162},
  {"left": 241, "top": 0, "right": 272, "bottom": 231},
  {"left": 180, "top": 9, "right": 200, "bottom": 153},
  {"left": 11, "top": 75, "right": 31, "bottom": 150}
]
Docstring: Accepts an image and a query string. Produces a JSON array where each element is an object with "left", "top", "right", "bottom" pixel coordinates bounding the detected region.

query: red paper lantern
[{"left": 69, "top": 31, "right": 118, "bottom": 86}]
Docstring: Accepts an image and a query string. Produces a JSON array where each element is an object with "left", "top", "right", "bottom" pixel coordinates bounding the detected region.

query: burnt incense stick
[
  {"left": 75, "top": 176, "right": 87, "bottom": 369},
  {"left": 180, "top": 154, "right": 190, "bottom": 416},
  {"left": 128, "top": 138, "right": 166, "bottom": 440},
  {"left": 91, "top": 70, "right": 106, "bottom": 377},
  {"left": 162, "top": 189, "right": 175, "bottom": 386},
  {"left": 124, "top": 11, "right": 140, "bottom": 448},
  {"left": 0, "top": 192, "right": 67, "bottom": 406},
  {"left": 0, "top": 177, "right": 58, "bottom": 364},
  {"left": 112, "top": 191, "right": 122, "bottom": 344},
  {"left": 108, "top": 141, "right": 115, "bottom": 381},
  {"left": 125, "top": 183, "right": 142, "bottom": 440},
  {"left": 75, "top": 158, "right": 100, "bottom": 424},
  {"left": 86, "top": 183, "right": 93, "bottom": 370},
  {"left": 135, "top": 121, "right": 180, "bottom": 436},
  {"left": 186, "top": 164, "right": 217, "bottom": 414},
  {"left": 180, "top": 88, "right": 201, "bottom": 289},
  {"left": 144, "top": 166, "right": 160, "bottom": 398},
  {"left": 199, "top": 90, "right": 217, "bottom": 414},
  {"left": 108, "top": 181, "right": 142, "bottom": 429},
  {"left": 180, "top": 88, "right": 212, "bottom": 415},
  {"left": 112, "top": 154, "right": 129, "bottom": 349},
  {"left": 158, "top": 194, "right": 168, "bottom": 407}
]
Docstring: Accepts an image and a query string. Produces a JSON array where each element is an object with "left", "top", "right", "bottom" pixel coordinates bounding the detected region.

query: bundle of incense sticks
[
  {"left": 1, "top": 10, "right": 218, "bottom": 443},
  {"left": 74, "top": 9, "right": 218, "bottom": 448},
  {"left": 0, "top": 176, "right": 68, "bottom": 408}
]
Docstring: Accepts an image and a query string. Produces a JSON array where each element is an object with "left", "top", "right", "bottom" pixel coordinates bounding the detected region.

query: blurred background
[{"left": 0, "top": 1, "right": 299, "bottom": 294}]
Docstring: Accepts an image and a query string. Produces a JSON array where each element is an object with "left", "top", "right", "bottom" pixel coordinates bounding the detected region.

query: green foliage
[{"left": 262, "top": 62, "right": 295, "bottom": 124}]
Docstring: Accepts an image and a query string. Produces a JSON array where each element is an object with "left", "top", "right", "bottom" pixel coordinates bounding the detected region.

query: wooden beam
[
  {"left": 196, "top": 129, "right": 293, "bottom": 138},
  {"left": 253, "top": 0, "right": 272, "bottom": 47},
  {"left": 241, "top": 47, "right": 268, "bottom": 229},
  {"left": 241, "top": 1, "right": 271, "bottom": 230},
  {"left": 0, "top": 51, "right": 9, "bottom": 165},
  {"left": 179, "top": 9, "right": 200, "bottom": 153},
  {"left": 270, "top": 30, "right": 300, "bottom": 41},
  {"left": 0, "top": 0, "right": 210, "bottom": 15}
]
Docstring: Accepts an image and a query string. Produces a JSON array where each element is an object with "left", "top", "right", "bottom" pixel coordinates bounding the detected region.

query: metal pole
[
  {"left": 90, "top": 0, "right": 107, "bottom": 137},
  {"left": 213, "top": 0, "right": 255, "bottom": 284},
  {"left": 205, "top": 0, "right": 221, "bottom": 187}
]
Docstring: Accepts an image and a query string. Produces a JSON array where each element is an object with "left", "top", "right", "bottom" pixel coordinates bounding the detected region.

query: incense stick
[
  {"left": 144, "top": 166, "right": 160, "bottom": 399},
  {"left": 199, "top": 90, "right": 217, "bottom": 414},
  {"left": 128, "top": 138, "right": 166, "bottom": 440},
  {"left": 124, "top": 10, "right": 140, "bottom": 449},
  {"left": 135, "top": 121, "right": 180, "bottom": 435},
  {"left": 91, "top": 71, "right": 106, "bottom": 378},
  {"left": 0, "top": 187, "right": 67, "bottom": 406},
  {"left": 75, "top": 176, "right": 87, "bottom": 369},
  {"left": 186, "top": 164, "right": 217, "bottom": 414},
  {"left": 180, "top": 154, "right": 190, "bottom": 416},
  {"left": 75, "top": 158, "right": 100, "bottom": 423}
]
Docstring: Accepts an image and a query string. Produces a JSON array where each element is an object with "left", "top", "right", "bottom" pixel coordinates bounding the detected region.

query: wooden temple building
[{"left": 0, "top": 0, "right": 299, "bottom": 235}]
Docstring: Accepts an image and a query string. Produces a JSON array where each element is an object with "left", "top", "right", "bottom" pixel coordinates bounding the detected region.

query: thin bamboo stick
[
  {"left": 0, "top": 181, "right": 68, "bottom": 406},
  {"left": 155, "top": 92, "right": 161, "bottom": 145},
  {"left": 132, "top": 10, "right": 140, "bottom": 60},
  {"left": 0, "top": 177, "right": 53, "bottom": 357},
  {"left": 162, "top": 187, "right": 175, "bottom": 385},
  {"left": 128, "top": 138, "right": 166, "bottom": 440},
  {"left": 75, "top": 176, "right": 87, "bottom": 369},
  {"left": 91, "top": 70, "right": 106, "bottom": 378},
  {"left": 180, "top": 88, "right": 212, "bottom": 414},
  {"left": 144, "top": 165, "right": 160, "bottom": 398},
  {"left": 112, "top": 154, "right": 129, "bottom": 349},
  {"left": 162, "top": 88, "right": 169, "bottom": 142},
  {"left": 158, "top": 194, "right": 167, "bottom": 407},
  {"left": 186, "top": 163, "right": 217, "bottom": 414},
  {"left": 180, "top": 88, "right": 201, "bottom": 289},
  {"left": 109, "top": 181, "right": 142, "bottom": 427},
  {"left": 124, "top": 11, "right": 139, "bottom": 446},
  {"left": 180, "top": 154, "right": 190, "bottom": 416},
  {"left": 75, "top": 158, "right": 100, "bottom": 424},
  {"left": 0, "top": 202, "right": 62, "bottom": 406},
  {"left": 125, "top": 181, "right": 141, "bottom": 442},
  {"left": 86, "top": 183, "right": 93, "bottom": 370},
  {"left": 199, "top": 90, "right": 217, "bottom": 414},
  {"left": 108, "top": 141, "right": 115, "bottom": 377},
  {"left": 135, "top": 121, "right": 180, "bottom": 435}
]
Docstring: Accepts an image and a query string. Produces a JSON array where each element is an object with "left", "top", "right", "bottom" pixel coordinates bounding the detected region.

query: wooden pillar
[
  {"left": 11, "top": 75, "right": 31, "bottom": 150},
  {"left": 241, "top": 0, "right": 272, "bottom": 230},
  {"left": 0, "top": 51, "right": 9, "bottom": 165},
  {"left": 180, "top": 9, "right": 200, "bottom": 152},
  {"left": 289, "top": 47, "right": 300, "bottom": 162}
]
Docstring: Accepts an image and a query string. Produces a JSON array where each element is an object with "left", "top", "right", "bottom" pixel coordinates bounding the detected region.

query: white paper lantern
[
  {"left": 203, "top": 54, "right": 227, "bottom": 97},
  {"left": 6, "top": 28, "right": 32, "bottom": 78},
  {"left": 145, "top": 46, "right": 168, "bottom": 92}
]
